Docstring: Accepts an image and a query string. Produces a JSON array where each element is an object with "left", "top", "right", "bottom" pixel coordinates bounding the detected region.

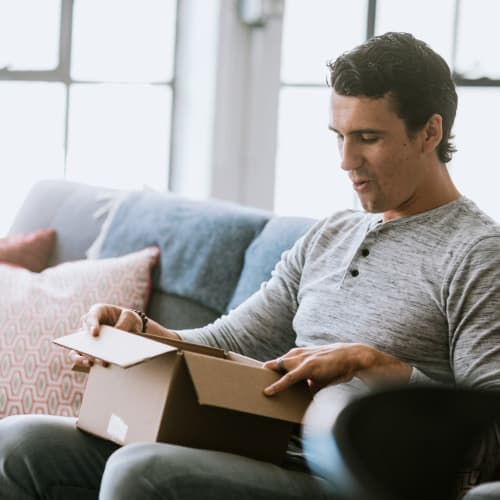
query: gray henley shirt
[
  {"left": 180, "top": 196, "right": 500, "bottom": 391},
  {"left": 178, "top": 196, "right": 500, "bottom": 489}
]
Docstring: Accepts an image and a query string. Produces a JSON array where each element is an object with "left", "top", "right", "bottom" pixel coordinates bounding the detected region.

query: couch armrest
[
  {"left": 463, "top": 481, "right": 500, "bottom": 500},
  {"left": 303, "top": 385, "right": 500, "bottom": 500}
]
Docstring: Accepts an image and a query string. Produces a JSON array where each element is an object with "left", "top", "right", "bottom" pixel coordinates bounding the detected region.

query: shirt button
[
  {"left": 350, "top": 269, "right": 359, "bottom": 277},
  {"left": 361, "top": 248, "right": 370, "bottom": 257}
]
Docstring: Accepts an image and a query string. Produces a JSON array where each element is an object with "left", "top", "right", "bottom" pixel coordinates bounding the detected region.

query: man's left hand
[{"left": 263, "top": 343, "right": 412, "bottom": 396}]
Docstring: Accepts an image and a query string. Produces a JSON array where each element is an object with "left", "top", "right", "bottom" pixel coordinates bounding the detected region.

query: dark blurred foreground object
[{"left": 303, "top": 385, "right": 500, "bottom": 500}]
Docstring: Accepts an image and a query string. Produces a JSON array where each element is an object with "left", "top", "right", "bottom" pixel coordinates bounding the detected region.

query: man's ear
[{"left": 422, "top": 113, "right": 443, "bottom": 154}]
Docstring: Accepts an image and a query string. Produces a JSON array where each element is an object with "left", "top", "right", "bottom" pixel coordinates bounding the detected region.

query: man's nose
[{"left": 340, "top": 140, "right": 361, "bottom": 171}]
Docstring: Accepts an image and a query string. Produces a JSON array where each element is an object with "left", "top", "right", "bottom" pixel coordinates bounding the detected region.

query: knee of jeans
[
  {"left": 101, "top": 443, "right": 194, "bottom": 499},
  {"left": 0, "top": 415, "right": 64, "bottom": 489},
  {"left": 0, "top": 415, "right": 48, "bottom": 460},
  {"left": 105, "top": 442, "right": 193, "bottom": 477}
]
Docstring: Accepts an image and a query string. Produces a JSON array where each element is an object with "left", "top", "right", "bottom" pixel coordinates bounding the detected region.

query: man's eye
[{"left": 360, "top": 135, "right": 378, "bottom": 143}]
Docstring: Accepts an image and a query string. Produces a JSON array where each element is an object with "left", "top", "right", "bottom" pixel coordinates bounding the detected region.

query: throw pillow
[
  {"left": 0, "top": 228, "right": 56, "bottom": 272},
  {"left": 0, "top": 246, "right": 159, "bottom": 418}
]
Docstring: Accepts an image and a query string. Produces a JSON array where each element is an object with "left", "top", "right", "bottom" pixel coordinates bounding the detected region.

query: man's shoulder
[
  {"left": 423, "top": 197, "right": 500, "bottom": 268},
  {"left": 439, "top": 197, "right": 500, "bottom": 241}
]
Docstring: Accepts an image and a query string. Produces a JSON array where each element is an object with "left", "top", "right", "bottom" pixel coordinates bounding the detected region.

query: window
[
  {"left": 275, "top": 0, "right": 500, "bottom": 221},
  {"left": 275, "top": 0, "right": 367, "bottom": 217},
  {"left": 0, "top": 0, "right": 177, "bottom": 234}
]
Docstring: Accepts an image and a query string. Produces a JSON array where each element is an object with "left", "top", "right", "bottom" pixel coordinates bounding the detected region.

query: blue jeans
[{"left": 0, "top": 415, "right": 334, "bottom": 500}]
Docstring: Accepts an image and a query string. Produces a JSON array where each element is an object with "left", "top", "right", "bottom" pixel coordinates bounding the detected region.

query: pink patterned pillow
[
  {"left": 0, "top": 228, "right": 56, "bottom": 272},
  {"left": 0, "top": 247, "right": 159, "bottom": 417}
]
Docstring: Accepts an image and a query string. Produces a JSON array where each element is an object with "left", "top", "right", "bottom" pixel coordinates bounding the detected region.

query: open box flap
[
  {"left": 183, "top": 351, "right": 312, "bottom": 423},
  {"left": 226, "top": 351, "right": 263, "bottom": 367},
  {"left": 53, "top": 326, "right": 177, "bottom": 368},
  {"left": 138, "top": 333, "right": 226, "bottom": 359}
]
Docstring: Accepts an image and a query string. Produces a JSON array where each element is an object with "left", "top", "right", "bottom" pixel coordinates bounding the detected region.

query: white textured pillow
[{"left": 0, "top": 247, "right": 159, "bottom": 417}]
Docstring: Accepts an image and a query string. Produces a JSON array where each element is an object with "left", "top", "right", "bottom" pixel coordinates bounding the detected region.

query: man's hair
[{"left": 327, "top": 32, "right": 457, "bottom": 163}]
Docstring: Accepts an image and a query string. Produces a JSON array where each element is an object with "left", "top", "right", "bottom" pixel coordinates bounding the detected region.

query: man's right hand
[
  {"left": 81, "top": 303, "right": 144, "bottom": 337},
  {"left": 69, "top": 303, "right": 144, "bottom": 370},
  {"left": 69, "top": 303, "right": 181, "bottom": 370}
]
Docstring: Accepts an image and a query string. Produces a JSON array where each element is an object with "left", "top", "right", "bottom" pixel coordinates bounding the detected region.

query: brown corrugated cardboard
[
  {"left": 53, "top": 327, "right": 177, "bottom": 367},
  {"left": 53, "top": 326, "right": 312, "bottom": 463}
]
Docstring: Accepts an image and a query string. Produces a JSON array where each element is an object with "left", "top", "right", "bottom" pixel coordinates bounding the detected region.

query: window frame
[{"left": 0, "top": 0, "right": 177, "bottom": 182}]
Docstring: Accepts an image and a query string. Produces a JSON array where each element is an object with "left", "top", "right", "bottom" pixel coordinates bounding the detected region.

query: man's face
[{"left": 329, "top": 91, "right": 428, "bottom": 220}]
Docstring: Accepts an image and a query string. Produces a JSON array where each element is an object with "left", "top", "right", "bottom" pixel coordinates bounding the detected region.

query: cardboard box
[{"left": 53, "top": 326, "right": 312, "bottom": 463}]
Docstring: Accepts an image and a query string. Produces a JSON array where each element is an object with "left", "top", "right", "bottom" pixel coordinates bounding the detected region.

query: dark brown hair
[{"left": 328, "top": 32, "right": 458, "bottom": 163}]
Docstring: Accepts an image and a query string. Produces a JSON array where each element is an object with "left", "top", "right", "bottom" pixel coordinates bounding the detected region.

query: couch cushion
[
  {"left": 0, "top": 228, "right": 56, "bottom": 272},
  {"left": 9, "top": 179, "right": 115, "bottom": 266},
  {"left": 97, "top": 190, "right": 270, "bottom": 314},
  {"left": 0, "top": 247, "right": 159, "bottom": 417},
  {"left": 148, "top": 292, "right": 220, "bottom": 330},
  {"left": 227, "top": 216, "right": 316, "bottom": 310}
]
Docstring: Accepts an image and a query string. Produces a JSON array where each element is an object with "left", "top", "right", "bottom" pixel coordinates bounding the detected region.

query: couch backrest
[
  {"left": 9, "top": 179, "right": 111, "bottom": 266},
  {"left": 10, "top": 180, "right": 317, "bottom": 331}
]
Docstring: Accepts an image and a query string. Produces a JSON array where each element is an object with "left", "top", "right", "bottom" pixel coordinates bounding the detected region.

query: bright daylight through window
[
  {"left": 275, "top": 0, "right": 500, "bottom": 222},
  {"left": 0, "top": 0, "right": 176, "bottom": 234}
]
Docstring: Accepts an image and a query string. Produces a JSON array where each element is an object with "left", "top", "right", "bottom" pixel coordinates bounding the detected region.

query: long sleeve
[
  {"left": 177, "top": 222, "right": 323, "bottom": 360},
  {"left": 446, "top": 236, "right": 500, "bottom": 391}
]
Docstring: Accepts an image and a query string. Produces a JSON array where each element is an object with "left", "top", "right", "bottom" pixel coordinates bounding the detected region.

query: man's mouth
[{"left": 352, "top": 180, "right": 370, "bottom": 192}]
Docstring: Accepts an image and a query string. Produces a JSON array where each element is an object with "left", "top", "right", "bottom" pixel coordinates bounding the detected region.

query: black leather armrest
[{"left": 303, "top": 385, "right": 500, "bottom": 500}]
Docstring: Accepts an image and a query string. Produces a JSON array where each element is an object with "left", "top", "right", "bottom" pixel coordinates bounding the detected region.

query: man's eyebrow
[{"left": 328, "top": 125, "right": 384, "bottom": 135}]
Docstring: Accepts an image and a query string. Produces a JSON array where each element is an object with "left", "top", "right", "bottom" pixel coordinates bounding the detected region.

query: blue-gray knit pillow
[
  {"left": 227, "top": 216, "right": 315, "bottom": 311},
  {"left": 98, "top": 190, "right": 270, "bottom": 314}
]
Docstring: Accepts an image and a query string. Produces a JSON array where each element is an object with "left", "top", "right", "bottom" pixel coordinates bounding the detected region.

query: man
[{"left": 1, "top": 32, "right": 500, "bottom": 500}]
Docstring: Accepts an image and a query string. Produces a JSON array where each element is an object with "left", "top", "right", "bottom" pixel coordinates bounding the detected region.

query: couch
[
  {"left": 9, "top": 179, "right": 315, "bottom": 330},
  {"left": 0, "top": 178, "right": 313, "bottom": 418}
]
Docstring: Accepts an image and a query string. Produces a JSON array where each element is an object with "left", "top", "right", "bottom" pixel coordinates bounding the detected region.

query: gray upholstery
[
  {"left": 227, "top": 216, "right": 316, "bottom": 310},
  {"left": 97, "top": 190, "right": 270, "bottom": 314},
  {"left": 9, "top": 180, "right": 314, "bottom": 331},
  {"left": 147, "top": 292, "right": 219, "bottom": 330},
  {"left": 9, "top": 179, "right": 114, "bottom": 267},
  {"left": 9, "top": 180, "right": 219, "bottom": 328}
]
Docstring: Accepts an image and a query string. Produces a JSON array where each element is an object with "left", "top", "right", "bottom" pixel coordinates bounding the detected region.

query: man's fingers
[
  {"left": 69, "top": 350, "right": 93, "bottom": 371},
  {"left": 263, "top": 354, "right": 301, "bottom": 374},
  {"left": 85, "top": 319, "right": 101, "bottom": 337},
  {"left": 80, "top": 312, "right": 102, "bottom": 337},
  {"left": 69, "top": 350, "right": 109, "bottom": 370},
  {"left": 263, "top": 367, "right": 304, "bottom": 396},
  {"left": 69, "top": 350, "right": 91, "bottom": 365},
  {"left": 114, "top": 310, "right": 142, "bottom": 333},
  {"left": 263, "top": 359, "right": 279, "bottom": 371}
]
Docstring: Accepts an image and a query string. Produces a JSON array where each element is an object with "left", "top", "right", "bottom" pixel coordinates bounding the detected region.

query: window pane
[
  {"left": 450, "top": 88, "right": 500, "bottom": 222},
  {"left": 274, "top": 87, "right": 355, "bottom": 217},
  {"left": 0, "top": 0, "right": 61, "bottom": 70},
  {"left": 71, "top": 0, "right": 177, "bottom": 82},
  {"left": 375, "top": 0, "right": 454, "bottom": 65},
  {"left": 281, "top": 0, "right": 367, "bottom": 84},
  {"left": 455, "top": 0, "right": 500, "bottom": 78},
  {"left": 0, "top": 82, "right": 65, "bottom": 234},
  {"left": 66, "top": 84, "right": 171, "bottom": 190}
]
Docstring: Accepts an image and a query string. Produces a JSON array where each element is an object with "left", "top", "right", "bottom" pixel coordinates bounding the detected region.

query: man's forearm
[{"left": 144, "top": 317, "right": 181, "bottom": 340}]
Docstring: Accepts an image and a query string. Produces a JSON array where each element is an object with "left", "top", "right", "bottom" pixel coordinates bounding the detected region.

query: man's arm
[
  {"left": 447, "top": 236, "right": 500, "bottom": 391},
  {"left": 177, "top": 220, "right": 326, "bottom": 360},
  {"left": 264, "top": 235, "right": 500, "bottom": 396}
]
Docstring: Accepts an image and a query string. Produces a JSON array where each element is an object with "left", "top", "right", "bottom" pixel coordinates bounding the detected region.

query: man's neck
[{"left": 383, "top": 163, "right": 461, "bottom": 222}]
